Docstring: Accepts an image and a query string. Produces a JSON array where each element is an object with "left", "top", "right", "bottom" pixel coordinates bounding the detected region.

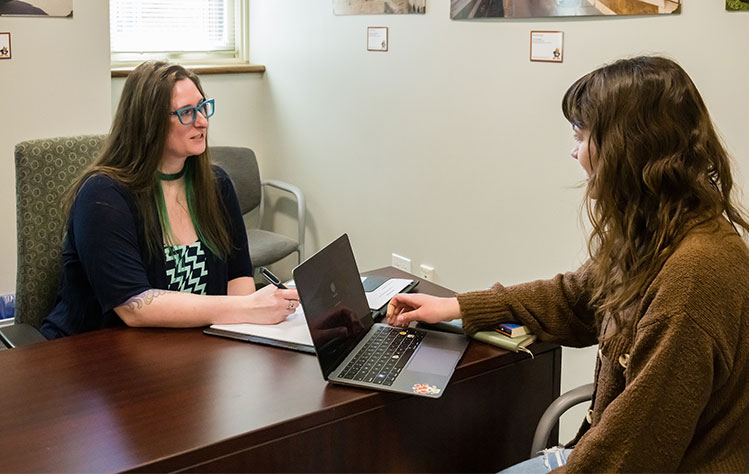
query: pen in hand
[
  {"left": 259, "top": 266, "right": 288, "bottom": 289},
  {"left": 260, "top": 267, "right": 300, "bottom": 314}
]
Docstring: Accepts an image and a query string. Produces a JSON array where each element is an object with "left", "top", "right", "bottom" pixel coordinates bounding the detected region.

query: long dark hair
[
  {"left": 65, "top": 61, "right": 232, "bottom": 261},
  {"left": 562, "top": 56, "right": 748, "bottom": 334}
]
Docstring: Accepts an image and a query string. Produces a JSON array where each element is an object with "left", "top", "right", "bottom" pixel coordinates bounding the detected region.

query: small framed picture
[
  {"left": 0, "top": 33, "right": 11, "bottom": 60},
  {"left": 530, "top": 31, "right": 563, "bottom": 63},
  {"left": 367, "top": 27, "right": 388, "bottom": 52}
]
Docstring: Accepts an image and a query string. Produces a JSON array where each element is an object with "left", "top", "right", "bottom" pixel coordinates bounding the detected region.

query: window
[{"left": 110, "top": 0, "right": 248, "bottom": 66}]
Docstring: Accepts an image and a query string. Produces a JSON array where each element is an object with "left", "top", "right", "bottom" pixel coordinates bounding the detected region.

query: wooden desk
[{"left": 0, "top": 267, "right": 560, "bottom": 473}]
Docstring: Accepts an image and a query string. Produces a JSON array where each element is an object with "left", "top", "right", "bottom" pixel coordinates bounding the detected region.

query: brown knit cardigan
[{"left": 457, "top": 217, "right": 749, "bottom": 473}]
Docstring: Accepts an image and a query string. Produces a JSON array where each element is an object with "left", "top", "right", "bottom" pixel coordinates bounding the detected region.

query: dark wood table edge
[
  {"left": 128, "top": 342, "right": 560, "bottom": 473},
  {"left": 1, "top": 266, "right": 559, "bottom": 473}
]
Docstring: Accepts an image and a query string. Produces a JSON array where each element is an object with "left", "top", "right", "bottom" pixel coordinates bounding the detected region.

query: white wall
[
  {"left": 244, "top": 0, "right": 749, "bottom": 441},
  {"left": 247, "top": 0, "right": 749, "bottom": 284},
  {"left": 0, "top": 0, "right": 111, "bottom": 294}
]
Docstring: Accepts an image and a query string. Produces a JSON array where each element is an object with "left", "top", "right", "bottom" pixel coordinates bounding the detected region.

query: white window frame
[{"left": 110, "top": 0, "right": 249, "bottom": 68}]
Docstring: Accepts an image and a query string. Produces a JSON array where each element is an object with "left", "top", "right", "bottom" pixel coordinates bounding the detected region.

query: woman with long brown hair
[
  {"left": 387, "top": 56, "right": 749, "bottom": 472},
  {"left": 41, "top": 61, "right": 298, "bottom": 339}
]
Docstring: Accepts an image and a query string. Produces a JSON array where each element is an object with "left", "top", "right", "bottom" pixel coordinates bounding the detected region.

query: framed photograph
[
  {"left": 0, "top": 33, "right": 10, "bottom": 60},
  {"left": 726, "top": 0, "right": 749, "bottom": 10},
  {"left": 335, "top": 0, "right": 425, "bottom": 15},
  {"left": 367, "top": 27, "right": 388, "bottom": 52},
  {"left": 452, "top": 0, "right": 680, "bottom": 19},
  {"left": 530, "top": 31, "right": 563, "bottom": 63},
  {"left": 0, "top": 0, "right": 73, "bottom": 16}
]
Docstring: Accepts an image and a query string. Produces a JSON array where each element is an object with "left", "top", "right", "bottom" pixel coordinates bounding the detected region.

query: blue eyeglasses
[{"left": 170, "top": 98, "right": 215, "bottom": 125}]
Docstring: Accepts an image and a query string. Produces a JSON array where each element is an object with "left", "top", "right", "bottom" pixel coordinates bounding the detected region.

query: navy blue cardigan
[{"left": 41, "top": 166, "right": 252, "bottom": 339}]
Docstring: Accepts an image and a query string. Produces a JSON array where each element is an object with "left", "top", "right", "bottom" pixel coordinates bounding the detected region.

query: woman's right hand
[
  {"left": 386, "top": 294, "right": 461, "bottom": 327},
  {"left": 244, "top": 284, "right": 300, "bottom": 325}
]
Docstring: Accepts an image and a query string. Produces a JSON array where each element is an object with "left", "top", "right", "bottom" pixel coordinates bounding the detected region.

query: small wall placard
[
  {"left": 530, "top": 31, "right": 563, "bottom": 63},
  {"left": 0, "top": 33, "right": 11, "bottom": 60},
  {"left": 0, "top": 33, "right": 11, "bottom": 59},
  {"left": 367, "top": 27, "right": 388, "bottom": 52}
]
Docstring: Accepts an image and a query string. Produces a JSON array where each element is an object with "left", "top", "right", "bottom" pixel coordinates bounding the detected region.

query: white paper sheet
[
  {"left": 209, "top": 306, "right": 313, "bottom": 346},
  {"left": 365, "top": 278, "right": 413, "bottom": 310}
]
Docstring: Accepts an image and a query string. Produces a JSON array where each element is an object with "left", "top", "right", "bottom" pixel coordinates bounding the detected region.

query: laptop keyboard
[{"left": 337, "top": 326, "right": 426, "bottom": 386}]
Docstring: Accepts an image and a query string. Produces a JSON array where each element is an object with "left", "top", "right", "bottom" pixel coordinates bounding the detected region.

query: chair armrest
[
  {"left": 0, "top": 323, "right": 47, "bottom": 348},
  {"left": 530, "top": 383, "right": 594, "bottom": 457},
  {"left": 261, "top": 179, "right": 306, "bottom": 259}
]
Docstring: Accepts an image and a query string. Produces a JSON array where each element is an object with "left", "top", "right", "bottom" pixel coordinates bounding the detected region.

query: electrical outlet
[
  {"left": 419, "top": 264, "right": 435, "bottom": 281},
  {"left": 391, "top": 253, "right": 412, "bottom": 273}
]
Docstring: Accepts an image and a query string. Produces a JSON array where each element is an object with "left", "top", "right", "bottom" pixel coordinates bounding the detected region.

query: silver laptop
[{"left": 293, "top": 234, "right": 469, "bottom": 398}]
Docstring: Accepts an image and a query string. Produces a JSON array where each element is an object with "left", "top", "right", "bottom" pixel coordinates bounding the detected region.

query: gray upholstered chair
[
  {"left": 0, "top": 135, "right": 106, "bottom": 348},
  {"left": 210, "top": 146, "right": 305, "bottom": 267}
]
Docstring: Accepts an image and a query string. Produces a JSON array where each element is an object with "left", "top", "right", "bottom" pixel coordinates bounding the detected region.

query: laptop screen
[{"left": 293, "top": 234, "right": 374, "bottom": 379}]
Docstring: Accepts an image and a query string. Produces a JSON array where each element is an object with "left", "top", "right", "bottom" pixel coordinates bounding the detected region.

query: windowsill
[{"left": 111, "top": 63, "right": 266, "bottom": 78}]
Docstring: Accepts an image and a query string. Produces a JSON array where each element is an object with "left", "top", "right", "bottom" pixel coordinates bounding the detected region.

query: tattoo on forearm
[{"left": 123, "top": 289, "right": 171, "bottom": 311}]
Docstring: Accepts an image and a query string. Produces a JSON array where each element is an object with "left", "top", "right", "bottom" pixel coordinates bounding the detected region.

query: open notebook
[
  {"left": 204, "top": 276, "right": 417, "bottom": 353},
  {"left": 205, "top": 305, "right": 315, "bottom": 353}
]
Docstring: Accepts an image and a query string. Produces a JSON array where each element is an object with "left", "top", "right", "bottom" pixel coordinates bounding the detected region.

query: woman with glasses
[
  {"left": 40, "top": 61, "right": 299, "bottom": 339},
  {"left": 387, "top": 56, "right": 749, "bottom": 472}
]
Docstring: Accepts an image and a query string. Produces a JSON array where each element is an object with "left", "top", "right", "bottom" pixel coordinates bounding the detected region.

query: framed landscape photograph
[
  {"left": 334, "top": 0, "right": 426, "bottom": 15},
  {"left": 451, "top": 0, "right": 680, "bottom": 19},
  {"left": 0, "top": 0, "right": 73, "bottom": 16},
  {"left": 726, "top": 0, "right": 749, "bottom": 11}
]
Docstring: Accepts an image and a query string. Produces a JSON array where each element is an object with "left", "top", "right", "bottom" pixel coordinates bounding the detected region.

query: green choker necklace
[{"left": 157, "top": 166, "right": 187, "bottom": 181}]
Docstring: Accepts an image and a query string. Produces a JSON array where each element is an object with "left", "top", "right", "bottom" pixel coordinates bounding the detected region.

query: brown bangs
[{"left": 562, "top": 72, "right": 594, "bottom": 130}]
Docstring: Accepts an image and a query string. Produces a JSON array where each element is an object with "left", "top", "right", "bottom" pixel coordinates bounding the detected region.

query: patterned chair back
[{"left": 15, "top": 135, "right": 106, "bottom": 328}]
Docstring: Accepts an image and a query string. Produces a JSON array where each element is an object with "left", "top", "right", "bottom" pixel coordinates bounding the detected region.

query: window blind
[{"left": 110, "top": 0, "right": 236, "bottom": 54}]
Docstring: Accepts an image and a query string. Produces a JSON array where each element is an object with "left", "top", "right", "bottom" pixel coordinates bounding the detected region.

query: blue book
[{"left": 497, "top": 323, "right": 528, "bottom": 338}]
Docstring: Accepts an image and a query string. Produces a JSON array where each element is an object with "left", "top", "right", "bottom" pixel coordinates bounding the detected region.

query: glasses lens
[
  {"left": 199, "top": 100, "right": 215, "bottom": 119},
  {"left": 177, "top": 108, "right": 197, "bottom": 125}
]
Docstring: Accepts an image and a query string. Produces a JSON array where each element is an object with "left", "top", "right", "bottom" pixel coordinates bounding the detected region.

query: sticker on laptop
[{"left": 412, "top": 383, "right": 441, "bottom": 395}]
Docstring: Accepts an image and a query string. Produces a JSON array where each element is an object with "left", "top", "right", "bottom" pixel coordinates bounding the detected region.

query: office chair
[
  {"left": 530, "top": 382, "right": 594, "bottom": 457},
  {"left": 210, "top": 146, "right": 306, "bottom": 267},
  {"left": 0, "top": 135, "right": 106, "bottom": 349}
]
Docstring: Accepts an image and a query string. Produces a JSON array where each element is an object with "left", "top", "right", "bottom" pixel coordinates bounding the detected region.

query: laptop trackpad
[{"left": 408, "top": 346, "right": 461, "bottom": 376}]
